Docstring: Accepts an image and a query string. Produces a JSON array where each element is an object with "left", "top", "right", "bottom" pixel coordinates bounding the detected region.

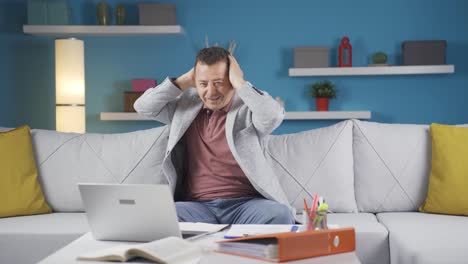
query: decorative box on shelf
[
  {"left": 138, "top": 4, "right": 176, "bottom": 25},
  {"left": 294, "top": 47, "right": 329, "bottom": 68},
  {"left": 27, "top": 0, "right": 70, "bottom": 25},
  {"left": 123, "top": 92, "right": 144, "bottom": 112},
  {"left": 402, "top": 40, "right": 447, "bottom": 66},
  {"left": 132, "top": 79, "right": 156, "bottom": 92}
]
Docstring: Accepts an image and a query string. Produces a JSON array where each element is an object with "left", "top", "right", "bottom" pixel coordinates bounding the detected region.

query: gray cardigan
[{"left": 134, "top": 77, "right": 293, "bottom": 213}]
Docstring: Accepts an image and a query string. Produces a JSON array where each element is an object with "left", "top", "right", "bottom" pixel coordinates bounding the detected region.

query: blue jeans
[{"left": 175, "top": 197, "right": 295, "bottom": 224}]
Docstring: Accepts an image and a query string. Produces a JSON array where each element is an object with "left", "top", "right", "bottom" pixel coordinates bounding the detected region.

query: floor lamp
[{"left": 55, "top": 38, "right": 85, "bottom": 133}]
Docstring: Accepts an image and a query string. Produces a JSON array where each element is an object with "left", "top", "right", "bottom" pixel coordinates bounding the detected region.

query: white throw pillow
[
  {"left": 31, "top": 126, "right": 169, "bottom": 212},
  {"left": 353, "top": 120, "right": 431, "bottom": 212},
  {"left": 264, "top": 120, "right": 358, "bottom": 213}
]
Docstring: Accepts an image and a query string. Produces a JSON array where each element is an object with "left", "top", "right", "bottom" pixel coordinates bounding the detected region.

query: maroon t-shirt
[{"left": 186, "top": 99, "right": 259, "bottom": 201}]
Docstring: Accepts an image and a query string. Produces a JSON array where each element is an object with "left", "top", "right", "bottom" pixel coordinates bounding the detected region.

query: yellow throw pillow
[
  {"left": 0, "top": 125, "right": 51, "bottom": 217},
  {"left": 419, "top": 123, "right": 468, "bottom": 215}
]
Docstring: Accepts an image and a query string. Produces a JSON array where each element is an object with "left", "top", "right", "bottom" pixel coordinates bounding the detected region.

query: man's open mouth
[{"left": 207, "top": 96, "right": 221, "bottom": 102}]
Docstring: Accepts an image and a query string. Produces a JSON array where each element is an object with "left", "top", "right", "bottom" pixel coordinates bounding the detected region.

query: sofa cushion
[
  {"left": 265, "top": 120, "right": 358, "bottom": 213},
  {"left": 377, "top": 212, "right": 468, "bottom": 264},
  {"left": 353, "top": 120, "right": 431, "bottom": 213},
  {"left": 327, "top": 213, "right": 389, "bottom": 264},
  {"left": 0, "top": 125, "right": 51, "bottom": 217},
  {"left": 31, "top": 126, "right": 169, "bottom": 212},
  {"left": 0, "top": 213, "right": 88, "bottom": 264},
  {"left": 420, "top": 123, "right": 468, "bottom": 215}
]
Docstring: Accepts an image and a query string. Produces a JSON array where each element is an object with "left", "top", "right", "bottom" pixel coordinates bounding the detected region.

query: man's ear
[
  {"left": 226, "top": 59, "right": 231, "bottom": 86},
  {"left": 226, "top": 58, "right": 232, "bottom": 82}
]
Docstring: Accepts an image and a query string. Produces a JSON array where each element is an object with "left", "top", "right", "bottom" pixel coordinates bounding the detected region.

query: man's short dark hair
[{"left": 194, "top": 47, "right": 230, "bottom": 68}]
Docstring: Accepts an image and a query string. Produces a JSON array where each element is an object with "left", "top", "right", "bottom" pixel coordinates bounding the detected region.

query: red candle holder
[{"left": 338, "top": 36, "right": 352, "bottom": 67}]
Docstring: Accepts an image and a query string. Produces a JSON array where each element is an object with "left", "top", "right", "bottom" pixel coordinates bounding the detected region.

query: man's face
[{"left": 194, "top": 61, "right": 234, "bottom": 111}]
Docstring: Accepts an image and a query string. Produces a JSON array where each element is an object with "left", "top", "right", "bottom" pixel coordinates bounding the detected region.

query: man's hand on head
[
  {"left": 228, "top": 55, "right": 246, "bottom": 90},
  {"left": 175, "top": 68, "right": 195, "bottom": 91}
]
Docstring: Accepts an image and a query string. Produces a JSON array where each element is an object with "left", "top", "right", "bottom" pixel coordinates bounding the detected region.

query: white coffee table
[{"left": 38, "top": 232, "right": 361, "bottom": 264}]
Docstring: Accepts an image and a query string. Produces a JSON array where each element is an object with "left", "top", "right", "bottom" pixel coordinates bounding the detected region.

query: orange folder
[{"left": 217, "top": 227, "right": 355, "bottom": 262}]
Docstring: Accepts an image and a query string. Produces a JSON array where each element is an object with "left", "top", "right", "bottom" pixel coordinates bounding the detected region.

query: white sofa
[
  {"left": 1, "top": 120, "right": 468, "bottom": 264},
  {"left": 0, "top": 125, "right": 170, "bottom": 264}
]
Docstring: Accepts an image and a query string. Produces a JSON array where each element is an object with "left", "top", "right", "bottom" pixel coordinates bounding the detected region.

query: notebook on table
[
  {"left": 179, "top": 222, "right": 229, "bottom": 236},
  {"left": 223, "top": 224, "right": 300, "bottom": 239}
]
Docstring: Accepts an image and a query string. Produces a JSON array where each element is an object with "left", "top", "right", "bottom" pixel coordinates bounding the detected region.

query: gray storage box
[
  {"left": 28, "top": 0, "right": 69, "bottom": 25},
  {"left": 294, "top": 47, "right": 329, "bottom": 68},
  {"left": 138, "top": 4, "right": 176, "bottom": 25},
  {"left": 46, "top": 0, "right": 69, "bottom": 25},
  {"left": 402, "top": 40, "right": 446, "bottom": 65},
  {"left": 28, "top": 0, "right": 47, "bottom": 24}
]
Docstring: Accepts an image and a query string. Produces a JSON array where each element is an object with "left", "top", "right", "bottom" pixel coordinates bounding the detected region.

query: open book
[{"left": 77, "top": 236, "right": 203, "bottom": 263}]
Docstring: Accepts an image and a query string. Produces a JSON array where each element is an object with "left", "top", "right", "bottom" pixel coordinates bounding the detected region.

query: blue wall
[{"left": 1, "top": 0, "right": 467, "bottom": 134}]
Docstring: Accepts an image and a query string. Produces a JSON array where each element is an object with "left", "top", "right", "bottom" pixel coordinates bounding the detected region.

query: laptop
[{"left": 78, "top": 183, "right": 182, "bottom": 242}]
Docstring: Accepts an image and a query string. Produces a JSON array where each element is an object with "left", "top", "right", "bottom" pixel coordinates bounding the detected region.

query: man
[{"left": 134, "top": 47, "right": 294, "bottom": 224}]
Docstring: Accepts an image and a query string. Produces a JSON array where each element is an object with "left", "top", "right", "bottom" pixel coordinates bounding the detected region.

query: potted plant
[{"left": 309, "top": 80, "right": 337, "bottom": 111}]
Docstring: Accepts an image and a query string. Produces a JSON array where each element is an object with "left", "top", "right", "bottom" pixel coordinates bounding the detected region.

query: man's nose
[{"left": 206, "top": 83, "right": 216, "bottom": 95}]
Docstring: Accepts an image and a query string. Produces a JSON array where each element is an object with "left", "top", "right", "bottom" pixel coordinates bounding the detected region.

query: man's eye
[
  {"left": 214, "top": 82, "right": 222, "bottom": 87},
  {"left": 200, "top": 83, "right": 207, "bottom": 87}
]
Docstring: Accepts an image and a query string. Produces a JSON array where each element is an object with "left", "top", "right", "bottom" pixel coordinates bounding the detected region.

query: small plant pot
[{"left": 316, "top": 98, "right": 329, "bottom": 111}]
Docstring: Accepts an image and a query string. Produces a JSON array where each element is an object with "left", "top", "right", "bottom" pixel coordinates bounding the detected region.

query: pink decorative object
[{"left": 132, "top": 79, "right": 156, "bottom": 92}]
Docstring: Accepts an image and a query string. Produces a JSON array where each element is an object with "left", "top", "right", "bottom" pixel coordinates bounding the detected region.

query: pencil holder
[{"left": 303, "top": 210, "right": 328, "bottom": 231}]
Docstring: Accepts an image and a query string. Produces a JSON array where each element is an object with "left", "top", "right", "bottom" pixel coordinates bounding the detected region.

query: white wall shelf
[
  {"left": 285, "top": 111, "right": 371, "bottom": 120},
  {"left": 101, "top": 112, "right": 153, "bottom": 121},
  {"left": 23, "top": 25, "right": 183, "bottom": 36},
  {"left": 100, "top": 111, "right": 371, "bottom": 121},
  {"left": 289, "top": 65, "right": 455, "bottom": 76}
]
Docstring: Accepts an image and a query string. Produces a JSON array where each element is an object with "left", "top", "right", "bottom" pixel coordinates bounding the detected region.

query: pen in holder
[
  {"left": 302, "top": 208, "right": 328, "bottom": 231},
  {"left": 302, "top": 196, "right": 329, "bottom": 231},
  {"left": 303, "top": 210, "right": 328, "bottom": 230}
]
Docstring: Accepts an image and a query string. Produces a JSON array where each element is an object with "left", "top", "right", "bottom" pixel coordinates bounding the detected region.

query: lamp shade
[{"left": 55, "top": 38, "right": 85, "bottom": 133}]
